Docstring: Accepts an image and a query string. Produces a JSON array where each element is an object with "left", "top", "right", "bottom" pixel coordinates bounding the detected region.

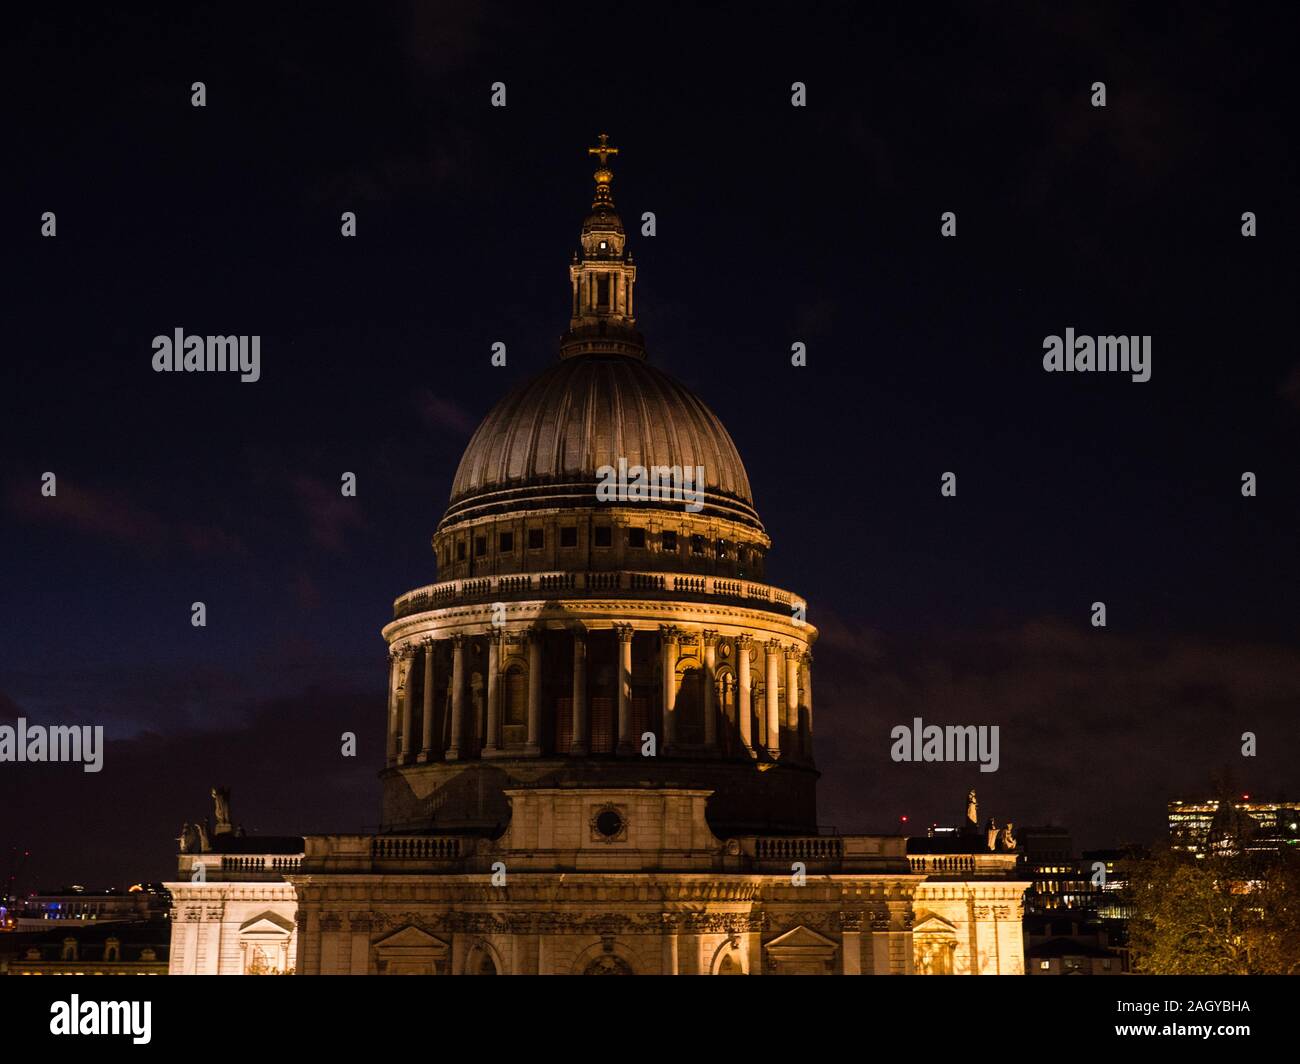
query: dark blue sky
[{"left": 2, "top": 2, "right": 1298, "bottom": 889}]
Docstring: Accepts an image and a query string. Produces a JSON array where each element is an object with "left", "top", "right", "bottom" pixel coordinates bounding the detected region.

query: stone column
[
  {"left": 484, "top": 632, "right": 501, "bottom": 756},
  {"left": 702, "top": 630, "right": 718, "bottom": 750},
  {"left": 869, "top": 911, "right": 891, "bottom": 975},
  {"left": 785, "top": 645, "right": 801, "bottom": 755},
  {"left": 615, "top": 625, "right": 634, "bottom": 754},
  {"left": 841, "top": 913, "right": 862, "bottom": 975},
  {"left": 526, "top": 630, "right": 542, "bottom": 755},
  {"left": 660, "top": 625, "right": 679, "bottom": 749},
  {"left": 745, "top": 916, "right": 763, "bottom": 974},
  {"left": 801, "top": 652, "right": 813, "bottom": 757},
  {"left": 446, "top": 635, "right": 466, "bottom": 761},
  {"left": 418, "top": 641, "right": 436, "bottom": 761},
  {"left": 569, "top": 630, "right": 588, "bottom": 754},
  {"left": 736, "top": 635, "right": 753, "bottom": 755},
  {"left": 385, "top": 651, "right": 401, "bottom": 766},
  {"left": 764, "top": 640, "right": 782, "bottom": 758},
  {"left": 400, "top": 649, "right": 416, "bottom": 764},
  {"left": 662, "top": 915, "right": 679, "bottom": 975}
]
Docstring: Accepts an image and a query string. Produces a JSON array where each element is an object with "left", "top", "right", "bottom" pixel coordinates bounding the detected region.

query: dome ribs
[{"left": 444, "top": 353, "right": 762, "bottom": 531}]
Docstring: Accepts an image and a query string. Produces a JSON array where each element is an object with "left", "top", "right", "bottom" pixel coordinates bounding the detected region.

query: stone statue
[
  {"left": 178, "top": 822, "right": 197, "bottom": 853},
  {"left": 194, "top": 820, "right": 210, "bottom": 851},
  {"left": 998, "top": 822, "right": 1017, "bottom": 851},
  {"left": 965, "top": 789, "right": 978, "bottom": 827},
  {"left": 985, "top": 817, "right": 999, "bottom": 851},
  {"left": 211, "top": 786, "right": 233, "bottom": 835}
]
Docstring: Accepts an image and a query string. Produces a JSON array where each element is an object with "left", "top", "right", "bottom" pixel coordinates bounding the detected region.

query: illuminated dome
[
  {"left": 443, "top": 353, "right": 761, "bottom": 530},
  {"left": 381, "top": 135, "right": 816, "bottom": 840}
]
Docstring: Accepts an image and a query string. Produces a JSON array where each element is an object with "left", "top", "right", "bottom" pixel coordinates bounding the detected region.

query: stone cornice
[{"left": 384, "top": 597, "right": 817, "bottom": 651}]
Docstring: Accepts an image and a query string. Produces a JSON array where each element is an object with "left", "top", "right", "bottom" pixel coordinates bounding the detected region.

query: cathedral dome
[
  {"left": 442, "top": 352, "right": 761, "bottom": 530},
  {"left": 382, "top": 136, "right": 815, "bottom": 841}
]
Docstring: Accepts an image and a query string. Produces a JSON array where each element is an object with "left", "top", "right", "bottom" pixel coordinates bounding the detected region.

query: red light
[{"left": 900, "top": 816, "right": 908, "bottom": 822}]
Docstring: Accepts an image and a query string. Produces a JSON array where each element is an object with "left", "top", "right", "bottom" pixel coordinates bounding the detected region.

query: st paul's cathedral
[{"left": 166, "top": 137, "right": 1029, "bottom": 976}]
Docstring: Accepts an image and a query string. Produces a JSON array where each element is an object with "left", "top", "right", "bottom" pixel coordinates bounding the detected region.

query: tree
[{"left": 1124, "top": 845, "right": 1300, "bottom": 974}]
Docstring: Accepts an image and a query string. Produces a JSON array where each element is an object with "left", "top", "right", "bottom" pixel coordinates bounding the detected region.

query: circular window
[{"left": 595, "top": 810, "right": 623, "bottom": 837}]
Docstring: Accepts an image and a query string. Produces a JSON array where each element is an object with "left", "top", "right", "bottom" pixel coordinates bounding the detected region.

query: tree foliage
[{"left": 1124, "top": 846, "right": 1300, "bottom": 975}]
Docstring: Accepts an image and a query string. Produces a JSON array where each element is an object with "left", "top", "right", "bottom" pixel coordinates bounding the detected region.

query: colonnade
[{"left": 385, "top": 625, "right": 812, "bottom": 767}]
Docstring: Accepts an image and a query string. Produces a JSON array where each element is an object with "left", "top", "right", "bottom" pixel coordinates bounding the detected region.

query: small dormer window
[{"left": 599, "top": 240, "right": 607, "bottom": 250}]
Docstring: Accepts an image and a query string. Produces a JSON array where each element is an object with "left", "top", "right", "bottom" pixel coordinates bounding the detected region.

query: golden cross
[{"left": 588, "top": 133, "right": 618, "bottom": 169}]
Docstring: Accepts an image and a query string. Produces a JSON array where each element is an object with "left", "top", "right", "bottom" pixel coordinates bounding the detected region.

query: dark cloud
[
  {"left": 414, "top": 389, "right": 478, "bottom": 436},
  {"left": 4, "top": 480, "right": 244, "bottom": 557},
  {"left": 814, "top": 614, "right": 1300, "bottom": 847},
  {"left": 290, "top": 474, "right": 370, "bottom": 553},
  {"left": 0, "top": 685, "right": 383, "bottom": 890}
]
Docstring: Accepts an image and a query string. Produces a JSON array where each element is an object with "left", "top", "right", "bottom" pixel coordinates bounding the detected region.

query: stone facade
[{"left": 282, "top": 790, "right": 1025, "bottom": 975}]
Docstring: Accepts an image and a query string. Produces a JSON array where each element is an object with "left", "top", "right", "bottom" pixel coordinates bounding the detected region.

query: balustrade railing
[
  {"left": 370, "top": 836, "right": 463, "bottom": 860},
  {"left": 393, "top": 570, "right": 803, "bottom": 619},
  {"left": 908, "top": 855, "right": 977, "bottom": 874},
  {"left": 754, "top": 836, "right": 843, "bottom": 861},
  {"left": 219, "top": 855, "right": 303, "bottom": 873}
]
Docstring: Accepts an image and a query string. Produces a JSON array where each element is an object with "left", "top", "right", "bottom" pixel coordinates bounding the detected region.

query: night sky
[{"left": 2, "top": 3, "right": 1297, "bottom": 891}]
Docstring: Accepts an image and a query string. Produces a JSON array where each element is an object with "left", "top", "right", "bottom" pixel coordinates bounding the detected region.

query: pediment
[
  {"left": 239, "top": 910, "right": 294, "bottom": 936},
  {"left": 373, "top": 925, "right": 449, "bottom": 952},
  {"left": 912, "top": 913, "right": 959, "bottom": 936},
  {"left": 765, "top": 924, "right": 838, "bottom": 951}
]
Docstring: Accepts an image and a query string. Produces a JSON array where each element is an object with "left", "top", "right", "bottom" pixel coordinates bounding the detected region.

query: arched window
[{"left": 716, "top": 667, "right": 736, "bottom": 753}]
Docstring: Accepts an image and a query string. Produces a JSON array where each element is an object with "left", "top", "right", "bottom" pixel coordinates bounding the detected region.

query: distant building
[
  {"left": 1080, "top": 849, "right": 1133, "bottom": 920},
  {"left": 2, "top": 919, "right": 170, "bottom": 975},
  {"left": 13, "top": 883, "right": 170, "bottom": 931},
  {"left": 1168, "top": 795, "right": 1300, "bottom": 858},
  {"left": 1017, "top": 827, "right": 1091, "bottom": 913},
  {"left": 1025, "top": 914, "right": 1126, "bottom": 975}
]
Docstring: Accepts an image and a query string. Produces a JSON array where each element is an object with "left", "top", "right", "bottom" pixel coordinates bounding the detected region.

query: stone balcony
[
  {"left": 297, "top": 830, "right": 912, "bottom": 877},
  {"left": 392, "top": 570, "right": 804, "bottom": 621},
  {"left": 907, "top": 853, "right": 1020, "bottom": 879},
  {"left": 179, "top": 851, "right": 305, "bottom": 882}
]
